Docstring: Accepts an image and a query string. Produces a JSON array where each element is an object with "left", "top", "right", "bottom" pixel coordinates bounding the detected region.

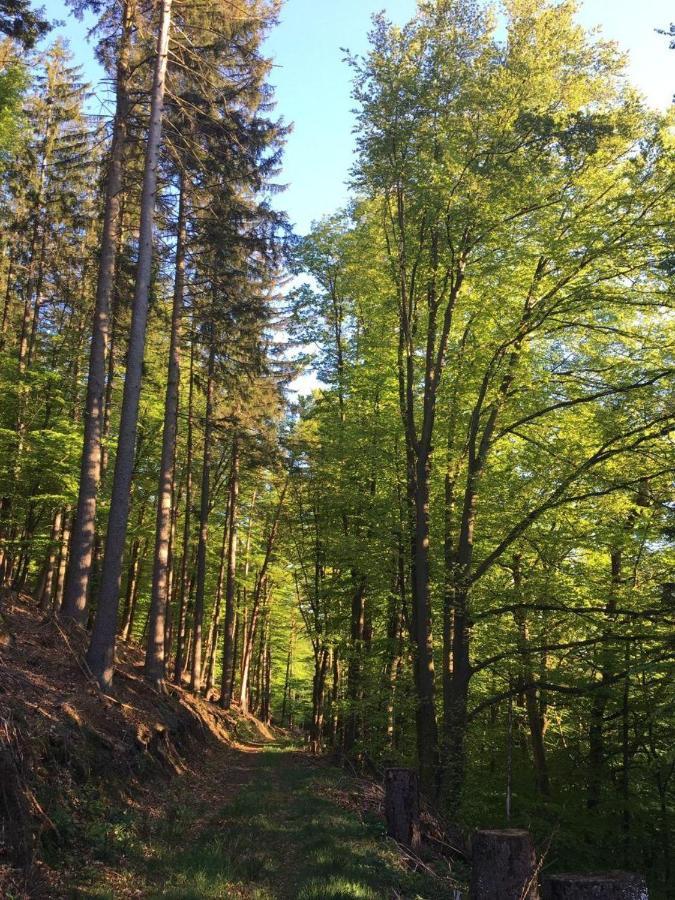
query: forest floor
[
  {"left": 62, "top": 737, "right": 464, "bottom": 899},
  {"left": 0, "top": 592, "right": 464, "bottom": 899}
]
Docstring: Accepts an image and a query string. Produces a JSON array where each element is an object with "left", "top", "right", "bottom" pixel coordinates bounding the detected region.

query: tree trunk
[
  {"left": 204, "top": 505, "right": 229, "bottom": 696},
  {"left": 87, "top": 0, "right": 173, "bottom": 690},
  {"left": 310, "top": 645, "right": 329, "bottom": 753},
  {"left": 173, "top": 339, "right": 195, "bottom": 685},
  {"left": 53, "top": 508, "right": 72, "bottom": 613},
  {"left": 542, "top": 873, "right": 648, "bottom": 899},
  {"left": 384, "top": 768, "right": 421, "bottom": 851},
  {"left": 240, "top": 482, "right": 287, "bottom": 713},
  {"left": 280, "top": 611, "right": 295, "bottom": 727},
  {"left": 190, "top": 338, "right": 215, "bottom": 693},
  {"left": 329, "top": 648, "right": 340, "bottom": 747},
  {"left": 411, "top": 451, "right": 440, "bottom": 796},
  {"left": 36, "top": 509, "right": 62, "bottom": 610},
  {"left": 512, "top": 556, "right": 549, "bottom": 796},
  {"left": 145, "top": 178, "right": 186, "bottom": 687},
  {"left": 588, "top": 547, "right": 623, "bottom": 809},
  {"left": 344, "top": 575, "right": 366, "bottom": 754},
  {"left": 120, "top": 538, "right": 142, "bottom": 641},
  {"left": 470, "top": 829, "right": 540, "bottom": 900},
  {"left": 61, "top": 0, "right": 134, "bottom": 624},
  {"left": 442, "top": 583, "right": 471, "bottom": 807},
  {"left": 239, "top": 579, "right": 264, "bottom": 716},
  {"left": 220, "top": 434, "right": 240, "bottom": 707}
]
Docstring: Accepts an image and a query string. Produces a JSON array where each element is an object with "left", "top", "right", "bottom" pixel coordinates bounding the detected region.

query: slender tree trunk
[
  {"left": 122, "top": 542, "right": 146, "bottom": 642},
  {"left": 344, "top": 575, "right": 366, "bottom": 754},
  {"left": 87, "top": 0, "right": 173, "bottom": 690},
  {"left": 443, "top": 581, "right": 471, "bottom": 807},
  {"left": 261, "top": 616, "right": 271, "bottom": 725},
  {"left": 239, "top": 480, "right": 287, "bottom": 711},
  {"left": 190, "top": 338, "right": 215, "bottom": 693},
  {"left": 329, "top": 648, "right": 340, "bottom": 746},
  {"left": 230, "top": 604, "right": 240, "bottom": 700},
  {"left": 621, "top": 646, "right": 631, "bottom": 866},
  {"left": 411, "top": 449, "right": 439, "bottom": 795},
  {"left": 205, "top": 500, "right": 229, "bottom": 696},
  {"left": 120, "top": 538, "right": 142, "bottom": 641},
  {"left": 280, "top": 610, "right": 295, "bottom": 727},
  {"left": 0, "top": 251, "right": 14, "bottom": 351},
  {"left": 588, "top": 547, "right": 623, "bottom": 809},
  {"left": 512, "top": 555, "right": 549, "bottom": 796},
  {"left": 220, "top": 434, "right": 240, "bottom": 707},
  {"left": 174, "top": 340, "right": 195, "bottom": 684},
  {"left": 145, "top": 175, "right": 186, "bottom": 687},
  {"left": 384, "top": 577, "right": 403, "bottom": 749},
  {"left": 62, "top": 0, "right": 134, "bottom": 624},
  {"left": 53, "top": 508, "right": 72, "bottom": 613},
  {"left": 310, "top": 646, "right": 329, "bottom": 753},
  {"left": 36, "top": 509, "right": 62, "bottom": 611}
]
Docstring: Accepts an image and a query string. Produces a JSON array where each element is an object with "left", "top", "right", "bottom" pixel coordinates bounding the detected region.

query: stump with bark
[
  {"left": 384, "top": 767, "right": 421, "bottom": 851},
  {"left": 542, "top": 872, "right": 648, "bottom": 899},
  {"left": 469, "top": 828, "right": 540, "bottom": 899}
]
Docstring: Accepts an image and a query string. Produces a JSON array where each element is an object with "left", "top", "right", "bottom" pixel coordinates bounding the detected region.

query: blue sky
[{"left": 40, "top": 0, "right": 674, "bottom": 235}]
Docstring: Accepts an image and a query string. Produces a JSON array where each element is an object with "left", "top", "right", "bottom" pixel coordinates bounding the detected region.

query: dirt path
[{"left": 69, "top": 737, "right": 461, "bottom": 899}]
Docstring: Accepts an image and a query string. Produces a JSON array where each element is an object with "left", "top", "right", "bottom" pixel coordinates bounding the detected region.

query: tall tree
[{"left": 87, "top": 0, "right": 173, "bottom": 689}]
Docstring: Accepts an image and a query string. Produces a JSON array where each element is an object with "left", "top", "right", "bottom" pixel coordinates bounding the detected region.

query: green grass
[{"left": 68, "top": 743, "right": 460, "bottom": 899}]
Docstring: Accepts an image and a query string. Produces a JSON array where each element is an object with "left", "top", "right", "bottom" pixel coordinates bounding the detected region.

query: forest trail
[
  {"left": 69, "top": 736, "right": 460, "bottom": 899},
  {"left": 0, "top": 593, "right": 456, "bottom": 899}
]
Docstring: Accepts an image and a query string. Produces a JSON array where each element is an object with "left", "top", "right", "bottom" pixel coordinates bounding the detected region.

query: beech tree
[{"left": 0, "top": 2, "right": 672, "bottom": 895}]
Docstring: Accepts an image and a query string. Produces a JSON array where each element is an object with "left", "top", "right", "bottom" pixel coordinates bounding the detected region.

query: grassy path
[{"left": 72, "top": 738, "right": 460, "bottom": 899}]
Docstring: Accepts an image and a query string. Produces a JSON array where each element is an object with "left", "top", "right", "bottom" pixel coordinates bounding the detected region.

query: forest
[{"left": 0, "top": 0, "right": 673, "bottom": 897}]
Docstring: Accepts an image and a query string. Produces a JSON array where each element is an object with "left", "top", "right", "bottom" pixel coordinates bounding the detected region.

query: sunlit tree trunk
[
  {"left": 87, "top": 0, "right": 173, "bottom": 690},
  {"left": 62, "top": 0, "right": 134, "bottom": 624}
]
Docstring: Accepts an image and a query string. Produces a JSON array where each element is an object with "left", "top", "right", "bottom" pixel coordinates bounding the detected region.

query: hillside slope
[{"left": 0, "top": 593, "right": 463, "bottom": 899}]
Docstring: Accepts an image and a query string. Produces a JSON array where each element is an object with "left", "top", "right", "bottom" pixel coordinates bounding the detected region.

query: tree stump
[
  {"left": 470, "top": 828, "right": 540, "bottom": 899},
  {"left": 384, "top": 767, "right": 421, "bottom": 851},
  {"left": 542, "top": 872, "right": 648, "bottom": 899}
]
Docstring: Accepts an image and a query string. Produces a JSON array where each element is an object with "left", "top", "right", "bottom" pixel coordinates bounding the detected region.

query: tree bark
[
  {"left": 53, "top": 508, "right": 71, "bottom": 613},
  {"left": 120, "top": 538, "right": 143, "bottom": 642},
  {"left": 190, "top": 337, "right": 215, "bottom": 693},
  {"left": 239, "top": 481, "right": 287, "bottom": 713},
  {"left": 173, "top": 339, "right": 195, "bottom": 685},
  {"left": 344, "top": 575, "right": 366, "bottom": 754},
  {"left": 542, "top": 873, "right": 648, "bottom": 900},
  {"left": 220, "top": 434, "right": 240, "bottom": 707},
  {"left": 512, "top": 555, "right": 550, "bottom": 796},
  {"left": 61, "top": 0, "right": 134, "bottom": 624},
  {"left": 36, "top": 509, "right": 62, "bottom": 610},
  {"left": 145, "top": 176, "right": 186, "bottom": 688},
  {"left": 384, "top": 768, "right": 421, "bottom": 851},
  {"left": 470, "top": 829, "right": 540, "bottom": 900},
  {"left": 204, "top": 504, "right": 229, "bottom": 696},
  {"left": 87, "top": 0, "right": 173, "bottom": 690}
]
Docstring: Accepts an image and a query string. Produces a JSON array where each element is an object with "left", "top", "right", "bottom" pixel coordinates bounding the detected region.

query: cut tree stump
[
  {"left": 469, "top": 828, "right": 540, "bottom": 899},
  {"left": 384, "top": 767, "right": 421, "bottom": 851},
  {"left": 542, "top": 872, "right": 648, "bottom": 899}
]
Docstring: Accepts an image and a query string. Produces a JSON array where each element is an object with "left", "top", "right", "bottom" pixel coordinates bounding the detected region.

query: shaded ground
[
  {"left": 68, "top": 739, "right": 463, "bottom": 899},
  {"left": 1, "top": 593, "right": 463, "bottom": 899}
]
